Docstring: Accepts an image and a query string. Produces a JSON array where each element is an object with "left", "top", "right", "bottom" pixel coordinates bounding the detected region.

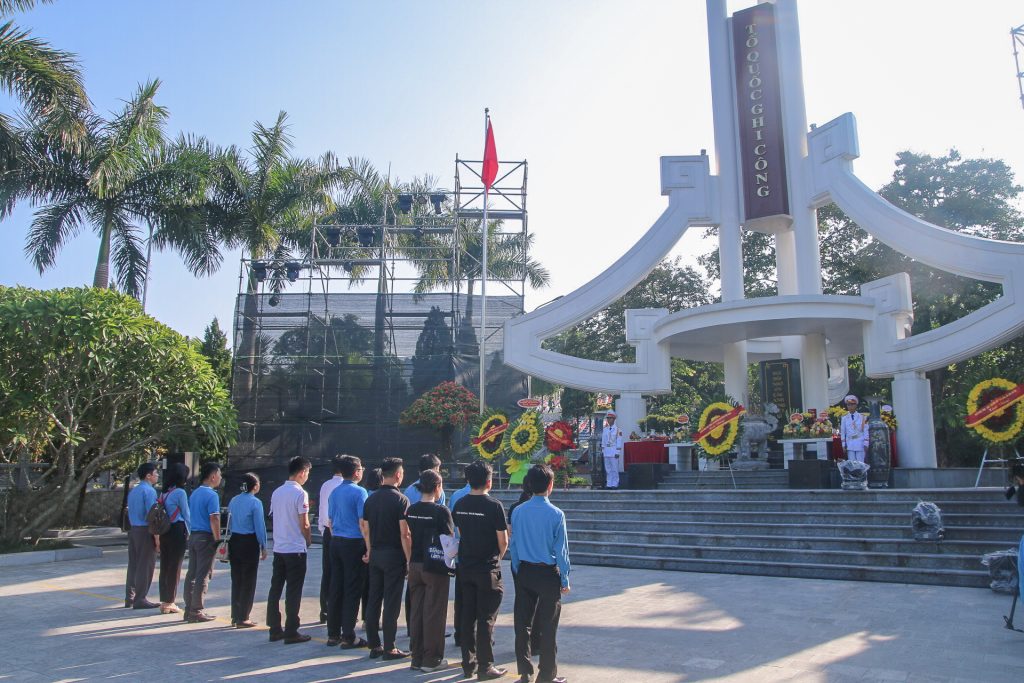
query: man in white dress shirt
[
  {"left": 840, "top": 395, "right": 869, "bottom": 463},
  {"left": 601, "top": 411, "right": 624, "bottom": 489}
]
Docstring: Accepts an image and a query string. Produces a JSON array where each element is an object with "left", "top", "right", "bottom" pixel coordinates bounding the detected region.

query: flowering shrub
[
  {"left": 781, "top": 410, "right": 833, "bottom": 438},
  {"left": 400, "top": 381, "right": 478, "bottom": 430}
]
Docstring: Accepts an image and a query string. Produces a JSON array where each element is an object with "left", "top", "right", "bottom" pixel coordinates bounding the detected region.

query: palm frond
[
  {"left": 90, "top": 79, "right": 166, "bottom": 198},
  {"left": 24, "top": 197, "right": 83, "bottom": 271},
  {"left": 0, "top": 1, "right": 55, "bottom": 15},
  {"left": 0, "top": 19, "right": 89, "bottom": 150},
  {"left": 109, "top": 213, "right": 146, "bottom": 298}
]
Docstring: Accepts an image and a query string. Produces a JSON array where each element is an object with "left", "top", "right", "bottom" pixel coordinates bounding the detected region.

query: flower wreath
[
  {"left": 692, "top": 398, "right": 745, "bottom": 459},
  {"left": 505, "top": 410, "right": 543, "bottom": 458},
  {"left": 544, "top": 420, "right": 575, "bottom": 453},
  {"left": 966, "top": 378, "right": 1024, "bottom": 445},
  {"left": 469, "top": 409, "right": 509, "bottom": 460}
]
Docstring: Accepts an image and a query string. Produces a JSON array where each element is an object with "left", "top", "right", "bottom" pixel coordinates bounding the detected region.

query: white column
[
  {"left": 891, "top": 371, "right": 937, "bottom": 468},
  {"left": 707, "top": 0, "right": 748, "bottom": 404},
  {"left": 800, "top": 333, "right": 828, "bottom": 413}
]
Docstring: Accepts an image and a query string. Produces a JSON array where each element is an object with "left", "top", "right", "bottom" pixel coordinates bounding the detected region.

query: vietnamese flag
[{"left": 482, "top": 119, "right": 498, "bottom": 190}]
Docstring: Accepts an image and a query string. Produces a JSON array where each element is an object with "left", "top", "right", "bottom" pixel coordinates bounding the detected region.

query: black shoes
[
  {"left": 517, "top": 676, "right": 531, "bottom": 683},
  {"left": 269, "top": 632, "right": 285, "bottom": 642},
  {"left": 186, "top": 612, "right": 215, "bottom": 623},
  {"left": 283, "top": 634, "right": 311, "bottom": 644},
  {"left": 132, "top": 600, "right": 159, "bottom": 609},
  {"left": 368, "top": 646, "right": 384, "bottom": 659},
  {"left": 340, "top": 637, "right": 368, "bottom": 649},
  {"left": 382, "top": 649, "right": 410, "bottom": 661},
  {"left": 478, "top": 666, "right": 508, "bottom": 681},
  {"left": 325, "top": 637, "right": 342, "bottom": 647}
]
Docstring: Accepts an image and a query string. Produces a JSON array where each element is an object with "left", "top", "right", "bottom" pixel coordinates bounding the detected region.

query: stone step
[
  {"left": 565, "top": 518, "right": 1021, "bottom": 543},
  {"left": 540, "top": 508, "right": 1023, "bottom": 528},
  {"left": 567, "top": 528, "right": 1012, "bottom": 558},
  {"left": 570, "top": 551, "right": 992, "bottom": 588},
  {"left": 568, "top": 539, "right": 986, "bottom": 571},
  {"left": 497, "top": 487, "right": 1011, "bottom": 503},
  {"left": 524, "top": 498, "right": 1024, "bottom": 515}
]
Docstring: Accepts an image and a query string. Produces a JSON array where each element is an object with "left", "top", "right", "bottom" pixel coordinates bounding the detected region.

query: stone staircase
[
  {"left": 658, "top": 469, "right": 789, "bottom": 489},
  {"left": 492, "top": 488, "right": 1024, "bottom": 588}
]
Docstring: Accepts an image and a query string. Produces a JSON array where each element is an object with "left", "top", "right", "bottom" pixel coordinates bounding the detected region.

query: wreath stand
[
  {"left": 696, "top": 452, "right": 737, "bottom": 490},
  {"left": 975, "top": 445, "right": 1021, "bottom": 487}
]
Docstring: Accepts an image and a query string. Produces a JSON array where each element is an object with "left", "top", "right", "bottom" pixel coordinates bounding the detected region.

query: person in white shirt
[
  {"left": 267, "top": 456, "right": 313, "bottom": 644},
  {"left": 840, "top": 395, "right": 869, "bottom": 463},
  {"left": 601, "top": 411, "right": 624, "bottom": 489},
  {"left": 318, "top": 456, "right": 346, "bottom": 623}
]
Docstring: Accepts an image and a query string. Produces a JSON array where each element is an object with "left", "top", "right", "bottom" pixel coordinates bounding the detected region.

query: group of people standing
[{"left": 122, "top": 453, "right": 571, "bottom": 683}]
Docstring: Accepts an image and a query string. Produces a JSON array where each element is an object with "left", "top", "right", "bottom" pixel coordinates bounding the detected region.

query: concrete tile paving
[{"left": 0, "top": 545, "right": 1021, "bottom": 682}]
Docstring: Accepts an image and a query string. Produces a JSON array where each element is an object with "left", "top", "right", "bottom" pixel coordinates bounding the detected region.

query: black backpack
[{"left": 146, "top": 491, "right": 178, "bottom": 535}]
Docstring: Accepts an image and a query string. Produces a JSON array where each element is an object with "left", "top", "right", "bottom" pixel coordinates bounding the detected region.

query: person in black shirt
[
  {"left": 360, "top": 456, "right": 412, "bottom": 660},
  {"left": 405, "top": 469, "right": 454, "bottom": 673},
  {"left": 452, "top": 460, "right": 509, "bottom": 681}
]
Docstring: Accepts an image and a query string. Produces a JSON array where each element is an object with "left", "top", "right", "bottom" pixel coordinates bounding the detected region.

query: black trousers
[
  {"left": 158, "top": 521, "right": 188, "bottom": 604},
  {"left": 365, "top": 547, "right": 407, "bottom": 650},
  {"left": 513, "top": 563, "right": 562, "bottom": 680},
  {"left": 229, "top": 533, "right": 261, "bottom": 623},
  {"left": 267, "top": 552, "right": 307, "bottom": 637},
  {"left": 327, "top": 536, "right": 367, "bottom": 640},
  {"left": 319, "top": 527, "right": 332, "bottom": 620},
  {"left": 459, "top": 567, "right": 503, "bottom": 672}
]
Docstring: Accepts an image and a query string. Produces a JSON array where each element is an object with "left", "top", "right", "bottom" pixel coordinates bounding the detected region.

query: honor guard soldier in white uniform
[
  {"left": 601, "top": 411, "right": 624, "bottom": 489},
  {"left": 840, "top": 395, "right": 869, "bottom": 463}
]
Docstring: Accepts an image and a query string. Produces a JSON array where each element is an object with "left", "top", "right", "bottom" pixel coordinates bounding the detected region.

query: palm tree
[
  {"left": 0, "top": 0, "right": 89, "bottom": 177},
  {"left": 14, "top": 80, "right": 219, "bottom": 296},
  {"left": 208, "top": 111, "right": 350, "bottom": 392}
]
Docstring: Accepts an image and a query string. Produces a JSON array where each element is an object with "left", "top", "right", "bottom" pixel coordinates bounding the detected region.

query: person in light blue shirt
[
  {"left": 183, "top": 462, "right": 222, "bottom": 622},
  {"left": 448, "top": 483, "right": 471, "bottom": 511},
  {"left": 325, "top": 455, "right": 370, "bottom": 646},
  {"left": 158, "top": 463, "right": 191, "bottom": 614},
  {"left": 509, "top": 464, "right": 571, "bottom": 683},
  {"left": 404, "top": 453, "right": 447, "bottom": 506},
  {"left": 124, "top": 462, "right": 160, "bottom": 609},
  {"left": 227, "top": 472, "right": 267, "bottom": 628}
]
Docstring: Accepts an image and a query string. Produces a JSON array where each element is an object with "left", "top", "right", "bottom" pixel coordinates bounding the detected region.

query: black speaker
[
  {"left": 788, "top": 459, "right": 835, "bottom": 489},
  {"left": 626, "top": 463, "right": 660, "bottom": 490}
]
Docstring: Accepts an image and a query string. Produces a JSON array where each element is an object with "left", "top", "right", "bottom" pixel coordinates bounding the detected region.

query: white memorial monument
[{"left": 503, "top": 0, "right": 1024, "bottom": 470}]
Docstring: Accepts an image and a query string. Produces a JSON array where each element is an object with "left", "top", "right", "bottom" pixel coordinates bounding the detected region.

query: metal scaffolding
[{"left": 228, "top": 158, "right": 530, "bottom": 483}]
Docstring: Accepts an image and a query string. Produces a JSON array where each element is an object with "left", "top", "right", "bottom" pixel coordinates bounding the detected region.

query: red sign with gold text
[
  {"left": 965, "top": 383, "right": 1024, "bottom": 427},
  {"left": 693, "top": 406, "right": 746, "bottom": 443}
]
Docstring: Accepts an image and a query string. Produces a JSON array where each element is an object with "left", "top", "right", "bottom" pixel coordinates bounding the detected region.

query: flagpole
[{"left": 479, "top": 108, "right": 489, "bottom": 415}]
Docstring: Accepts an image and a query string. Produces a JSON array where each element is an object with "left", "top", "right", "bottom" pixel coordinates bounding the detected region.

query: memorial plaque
[
  {"left": 760, "top": 359, "right": 802, "bottom": 419},
  {"left": 732, "top": 3, "right": 789, "bottom": 220}
]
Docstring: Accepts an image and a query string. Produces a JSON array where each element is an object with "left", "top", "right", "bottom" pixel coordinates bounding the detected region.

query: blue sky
[{"left": 2, "top": 1, "right": 1023, "bottom": 340}]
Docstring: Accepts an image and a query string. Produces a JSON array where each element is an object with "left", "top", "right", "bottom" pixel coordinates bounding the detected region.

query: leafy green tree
[
  {"left": 198, "top": 317, "right": 232, "bottom": 389},
  {"left": 12, "top": 80, "right": 221, "bottom": 296},
  {"left": 0, "top": 286, "right": 236, "bottom": 542}
]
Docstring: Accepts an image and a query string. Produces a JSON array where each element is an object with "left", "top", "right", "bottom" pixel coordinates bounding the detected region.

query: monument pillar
[
  {"left": 614, "top": 392, "right": 646, "bottom": 462},
  {"left": 891, "top": 371, "right": 938, "bottom": 468}
]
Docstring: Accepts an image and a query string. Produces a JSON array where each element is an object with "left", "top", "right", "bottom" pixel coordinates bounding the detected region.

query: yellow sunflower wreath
[
  {"left": 693, "top": 399, "right": 746, "bottom": 459},
  {"left": 469, "top": 409, "right": 509, "bottom": 460},
  {"left": 506, "top": 411, "right": 542, "bottom": 457},
  {"left": 965, "top": 377, "right": 1024, "bottom": 444}
]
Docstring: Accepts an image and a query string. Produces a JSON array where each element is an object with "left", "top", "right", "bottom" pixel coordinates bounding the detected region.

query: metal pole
[{"left": 479, "top": 108, "right": 489, "bottom": 414}]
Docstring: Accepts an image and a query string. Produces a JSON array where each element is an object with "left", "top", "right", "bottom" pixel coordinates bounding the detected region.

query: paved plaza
[{"left": 1, "top": 546, "right": 1022, "bottom": 682}]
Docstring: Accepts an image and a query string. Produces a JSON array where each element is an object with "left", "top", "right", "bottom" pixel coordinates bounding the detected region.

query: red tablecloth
[{"left": 624, "top": 439, "right": 669, "bottom": 465}]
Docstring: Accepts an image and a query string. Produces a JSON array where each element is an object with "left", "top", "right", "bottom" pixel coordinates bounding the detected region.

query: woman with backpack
[
  {"left": 158, "top": 463, "right": 191, "bottom": 614},
  {"left": 227, "top": 472, "right": 267, "bottom": 628}
]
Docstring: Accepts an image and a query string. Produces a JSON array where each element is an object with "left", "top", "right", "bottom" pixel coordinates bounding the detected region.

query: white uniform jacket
[
  {"left": 601, "top": 425, "right": 623, "bottom": 459},
  {"left": 840, "top": 411, "right": 869, "bottom": 452}
]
